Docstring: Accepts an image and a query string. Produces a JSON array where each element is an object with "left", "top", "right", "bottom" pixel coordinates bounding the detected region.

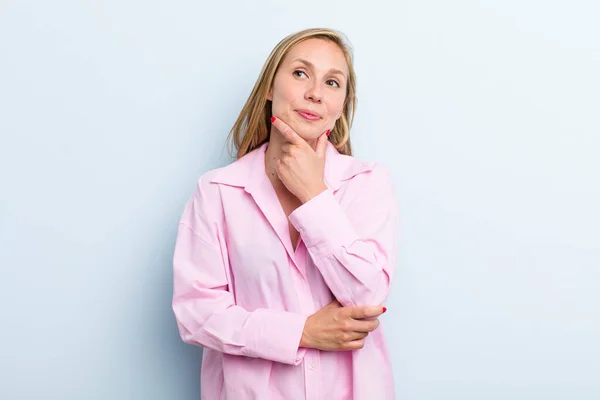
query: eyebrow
[{"left": 290, "top": 58, "right": 346, "bottom": 79}]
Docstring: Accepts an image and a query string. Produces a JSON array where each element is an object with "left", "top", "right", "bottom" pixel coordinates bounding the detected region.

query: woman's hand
[
  {"left": 270, "top": 116, "right": 330, "bottom": 203},
  {"left": 300, "top": 300, "right": 386, "bottom": 351}
]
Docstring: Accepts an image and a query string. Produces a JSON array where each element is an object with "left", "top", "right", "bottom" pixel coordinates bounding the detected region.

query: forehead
[{"left": 283, "top": 38, "right": 349, "bottom": 75}]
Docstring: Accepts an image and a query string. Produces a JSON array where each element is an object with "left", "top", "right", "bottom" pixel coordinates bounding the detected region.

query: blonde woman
[{"left": 172, "top": 28, "right": 399, "bottom": 399}]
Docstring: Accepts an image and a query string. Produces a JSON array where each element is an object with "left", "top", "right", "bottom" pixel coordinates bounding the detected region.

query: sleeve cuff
[
  {"left": 288, "top": 189, "right": 358, "bottom": 259},
  {"left": 246, "top": 309, "right": 307, "bottom": 365}
]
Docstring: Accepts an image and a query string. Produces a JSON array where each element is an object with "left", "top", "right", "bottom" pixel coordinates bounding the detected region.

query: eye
[
  {"left": 293, "top": 70, "right": 307, "bottom": 78},
  {"left": 327, "top": 79, "right": 341, "bottom": 88}
]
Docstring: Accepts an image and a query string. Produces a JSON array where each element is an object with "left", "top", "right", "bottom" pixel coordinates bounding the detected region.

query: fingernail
[
  {"left": 325, "top": 129, "right": 331, "bottom": 136},
  {"left": 382, "top": 307, "right": 387, "bottom": 313},
  {"left": 270, "top": 116, "right": 276, "bottom": 122}
]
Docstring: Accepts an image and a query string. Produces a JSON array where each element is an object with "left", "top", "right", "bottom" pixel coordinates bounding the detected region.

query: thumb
[
  {"left": 349, "top": 305, "right": 386, "bottom": 320},
  {"left": 316, "top": 130, "right": 329, "bottom": 158}
]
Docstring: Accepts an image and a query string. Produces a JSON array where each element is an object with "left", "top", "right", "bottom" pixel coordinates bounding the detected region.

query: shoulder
[
  {"left": 180, "top": 167, "right": 229, "bottom": 224},
  {"left": 329, "top": 151, "right": 393, "bottom": 192},
  {"left": 196, "top": 167, "right": 228, "bottom": 192},
  {"left": 190, "top": 167, "right": 226, "bottom": 199},
  {"left": 334, "top": 156, "right": 398, "bottom": 214}
]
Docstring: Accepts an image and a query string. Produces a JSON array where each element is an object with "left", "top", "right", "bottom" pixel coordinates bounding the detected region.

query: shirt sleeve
[
  {"left": 172, "top": 177, "right": 307, "bottom": 365},
  {"left": 288, "top": 164, "right": 399, "bottom": 307}
]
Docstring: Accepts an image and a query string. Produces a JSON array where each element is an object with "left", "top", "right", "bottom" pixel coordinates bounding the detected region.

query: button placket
[{"left": 303, "top": 351, "right": 320, "bottom": 400}]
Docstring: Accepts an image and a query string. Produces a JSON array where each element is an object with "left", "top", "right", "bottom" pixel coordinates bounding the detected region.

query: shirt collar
[{"left": 209, "top": 141, "right": 374, "bottom": 192}]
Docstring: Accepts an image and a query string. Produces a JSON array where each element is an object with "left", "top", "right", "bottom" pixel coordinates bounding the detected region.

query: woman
[{"left": 172, "top": 28, "right": 399, "bottom": 399}]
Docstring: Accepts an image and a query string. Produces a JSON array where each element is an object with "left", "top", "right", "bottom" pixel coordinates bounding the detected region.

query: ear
[{"left": 267, "top": 87, "right": 273, "bottom": 101}]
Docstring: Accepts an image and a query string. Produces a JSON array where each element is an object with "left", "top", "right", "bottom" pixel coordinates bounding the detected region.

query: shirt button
[{"left": 308, "top": 363, "right": 316, "bottom": 370}]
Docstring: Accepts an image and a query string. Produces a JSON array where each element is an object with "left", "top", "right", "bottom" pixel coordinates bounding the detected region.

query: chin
[
  {"left": 297, "top": 123, "right": 327, "bottom": 138},
  {"left": 296, "top": 130, "right": 322, "bottom": 141}
]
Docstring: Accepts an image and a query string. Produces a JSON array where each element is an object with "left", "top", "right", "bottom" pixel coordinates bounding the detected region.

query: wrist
[
  {"left": 299, "top": 316, "right": 313, "bottom": 348},
  {"left": 299, "top": 332, "right": 309, "bottom": 348},
  {"left": 300, "top": 183, "right": 327, "bottom": 204}
]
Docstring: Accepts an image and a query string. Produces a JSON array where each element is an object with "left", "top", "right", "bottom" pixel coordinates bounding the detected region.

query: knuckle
[
  {"left": 340, "top": 320, "right": 351, "bottom": 332},
  {"left": 357, "top": 308, "right": 367, "bottom": 318},
  {"left": 370, "top": 320, "right": 380, "bottom": 331}
]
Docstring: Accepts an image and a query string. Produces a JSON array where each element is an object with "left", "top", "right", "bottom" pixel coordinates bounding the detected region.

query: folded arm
[{"left": 289, "top": 164, "right": 399, "bottom": 307}]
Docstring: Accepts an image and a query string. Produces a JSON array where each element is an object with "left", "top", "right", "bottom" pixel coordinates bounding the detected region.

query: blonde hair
[{"left": 227, "top": 28, "right": 357, "bottom": 159}]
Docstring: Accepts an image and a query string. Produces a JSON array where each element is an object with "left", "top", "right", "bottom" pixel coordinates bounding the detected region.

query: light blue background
[{"left": 1, "top": 1, "right": 599, "bottom": 399}]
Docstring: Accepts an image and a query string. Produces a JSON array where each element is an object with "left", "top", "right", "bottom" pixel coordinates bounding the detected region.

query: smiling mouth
[{"left": 296, "top": 110, "right": 320, "bottom": 121}]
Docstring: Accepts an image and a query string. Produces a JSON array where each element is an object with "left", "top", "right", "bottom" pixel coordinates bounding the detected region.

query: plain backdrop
[{"left": 1, "top": 0, "right": 599, "bottom": 399}]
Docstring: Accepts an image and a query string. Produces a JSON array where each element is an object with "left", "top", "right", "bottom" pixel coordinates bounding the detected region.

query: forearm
[
  {"left": 289, "top": 187, "right": 398, "bottom": 306},
  {"left": 173, "top": 222, "right": 308, "bottom": 365},
  {"left": 173, "top": 293, "right": 308, "bottom": 365}
]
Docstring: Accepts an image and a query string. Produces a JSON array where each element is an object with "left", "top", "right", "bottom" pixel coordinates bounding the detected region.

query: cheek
[
  {"left": 328, "top": 97, "right": 346, "bottom": 119},
  {"left": 273, "top": 94, "right": 304, "bottom": 124},
  {"left": 273, "top": 75, "right": 298, "bottom": 99},
  {"left": 272, "top": 85, "right": 297, "bottom": 111}
]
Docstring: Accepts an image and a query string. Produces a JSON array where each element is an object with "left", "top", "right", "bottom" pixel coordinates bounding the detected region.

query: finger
[
  {"left": 271, "top": 116, "right": 306, "bottom": 146},
  {"left": 353, "top": 331, "right": 369, "bottom": 340},
  {"left": 281, "top": 143, "right": 294, "bottom": 154},
  {"left": 353, "top": 318, "right": 380, "bottom": 333},
  {"left": 315, "top": 130, "right": 329, "bottom": 158},
  {"left": 348, "top": 305, "right": 385, "bottom": 320},
  {"left": 341, "top": 338, "right": 366, "bottom": 351},
  {"left": 348, "top": 330, "right": 369, "bottom": 340},
  {"left": 342, "top": 331, "right": 368, "bottom": 343},
  {"left": 275, "top": 158, "right": 285, "bottom": 177}
]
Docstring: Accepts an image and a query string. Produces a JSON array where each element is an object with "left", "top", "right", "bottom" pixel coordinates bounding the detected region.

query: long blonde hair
[{"left": 227, "top": 28, "right": 358, "bottom": 159}]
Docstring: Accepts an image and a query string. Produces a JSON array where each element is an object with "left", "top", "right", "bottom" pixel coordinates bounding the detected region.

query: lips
[{"left": 296, "top": 109, "right": 321, "bottom": 121}]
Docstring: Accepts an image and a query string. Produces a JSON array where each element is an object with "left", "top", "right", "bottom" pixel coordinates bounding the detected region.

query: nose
[{"left": 305, "top": 81, "right": 323, "bottom": 104}]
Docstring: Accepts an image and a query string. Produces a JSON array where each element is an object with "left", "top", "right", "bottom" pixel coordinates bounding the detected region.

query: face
[{"left": 268, "top": 38, "right": 349, "bottom": 141}]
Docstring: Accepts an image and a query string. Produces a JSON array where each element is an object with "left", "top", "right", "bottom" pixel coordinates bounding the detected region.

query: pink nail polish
[
  {"left": 270, "top": 116, "right": 276, "bottom": 122},
  {"left": 382, "top": 307, "right": 387, "bottom": 313},
  {"left": 326, "top": 129, "right": 331, "bottom": 136}
]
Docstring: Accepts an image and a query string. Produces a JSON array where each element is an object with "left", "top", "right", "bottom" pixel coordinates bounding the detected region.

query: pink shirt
[{"left": 172, "top": 141, "right": 399, "bottom": 399}]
